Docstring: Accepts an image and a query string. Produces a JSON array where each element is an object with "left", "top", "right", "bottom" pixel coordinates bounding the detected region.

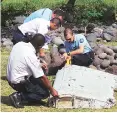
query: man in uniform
[
  {"left": 63, "top": 28, "right": 94, "bottom": 66},
  {"left": 12, "top": 18, "right": 61, "bottom": 45},
  {"left": 7, "top": 34, "right": 58, "bottom": 108},
  {"left": 24, "top": 8, "right": 64, "bottom": 23}
]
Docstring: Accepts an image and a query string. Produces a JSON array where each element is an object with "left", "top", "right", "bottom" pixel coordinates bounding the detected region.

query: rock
[
  {"left": 103, "top": 48, "right": 114, "bottom": 55},
  {"left": 101, "top": 60, "right": 110, "bottom": 68},
  {"left": 103, "top": 26, "right": 117, "bottom": 36},
  {"left": 93, "top": 57, "right": 102, "bottom": 66},
  {"left": 2, "top": 39, "right": 13, "bottom": 47},
  {"left": 106, "top": 55, "right": 114, "bottom": 64},
  {"left": 105, "top": 65, "right": 117, "bottom": 75},
  {"left": 112, "top": 60, "right": 117, "bottom": 65},
  {"left": 112, "top": 23, "right": 117, "bottom": 29},
  {"left": 43, "top": 52, "right": 51, "bottom": 65},
  {"left": 12, "top": 15, "right": 26, "bottom": 24},
  {"left": 89, "top": 42, "right": 97, "bottom": 48},
  {"left": 93, "top": 46, "right": 99, "bottom": 52},
  {"left": 72, "top": 26, "right": 79, "bottom": 33},
  {"left": 96, "top": 65, "right": 104, "bottom": 71},
  {"left": 108, "top": 46, "right": 113, "bottom": 50},
  {"left": 98, "top": 53, "right": 107, "bottom": 59},
  {"left": 103, "top": 26, "right": 117, "bottom": 41},
  {"left": 6, "top": 45, "right": 12, "bottom": 50},
  {"left": 95, "top": 48, "right": 104, "bottom": 55},
  {"left": 86, "top": 23, "right": 96, "bottom": 33},
  {"left": 93, "top": 27, "right": 103, "bottom": 34},
  {"left": 112, "top": 46, "right": 117, "bottom": 53},
  {"left": 86, "top": 33, "right": 97, "bottom": 42},
  {"left": 115, "top": 53, "right": 117, "bottom": 58},
  {"left": 59, "top": 33, "right": 65, "bottom": 41},
  {"left": 59, "top": 26, "right": 65, "bottom": 32},
  {"left": 58, "top": 48, "right": 66, "bottom": 54},
  {"left": 50, "top": 45, "right": 59, "bottom": 56},
  {"left": 89, "top": 65, "right": 97, "bottom": 70},
  {"left": 103, "top": 33, "right": 112, "bottom": 42},
  {"left": 1, "top": 38, "right": 7, "bottom": 42},
  {"left": 51, "top": 37, "right": 64, "bottom": 46}
]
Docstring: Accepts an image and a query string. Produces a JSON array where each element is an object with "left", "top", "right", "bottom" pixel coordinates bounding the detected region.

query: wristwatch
[{"left": 67, "top": 52, "right": 71, "bottom": 56}]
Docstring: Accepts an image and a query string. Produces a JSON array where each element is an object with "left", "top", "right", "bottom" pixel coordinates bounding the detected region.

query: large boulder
[
  {"left": 112, "top": 46, "right": 117, "bottom": 53},
  {"left": 105, "top": 65, "right": 117, "bottom": 75},
  {"left": 51, "top": 37, "right": 64, "bottom": 46},
  {"left": 112, "top": 23, "right": 117, "bottom": 29},
  {"left": 101, "top": 59, "right": 110, "bottom": 68},
  {"left": 103, "top": 26, "right": 117, "bottom": 41},
  {"left": 103, "top": 48, "right": 114, "bottom": 56},
  {"left": 115, "top": 53, "right": 117, "bottom": 58},
  {"left": 12, "top": 16, "right": 26, "bottom": 24},
  {"left": 86, "top": 33, "right": 97, "bottom": 42},
  {"left": 103, "top": 33, "right": 112, "bottom": 42},
  {"left": 95, "top": 48, "right": 104, "bottom": 55},
  {"left": 98, "top": 53, "right": 107, "bottom": 59},
  {"left": 93, "top": 57, "right": 102, "bottom": 66},
  {"left": 112, "top": 60, "right": 117, "bottom": 65},
  {"left": 106, "top": 55, "right": 114, "bottom": 64}
]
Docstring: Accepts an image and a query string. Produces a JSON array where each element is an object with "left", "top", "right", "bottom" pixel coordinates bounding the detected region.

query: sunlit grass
[{"left": 1, "top": 45, "right": 117, "bottom": 112}]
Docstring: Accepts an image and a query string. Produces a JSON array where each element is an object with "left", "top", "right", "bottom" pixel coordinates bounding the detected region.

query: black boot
[{"left": 9, "top": 92, "right": 24, "bottom": 108}]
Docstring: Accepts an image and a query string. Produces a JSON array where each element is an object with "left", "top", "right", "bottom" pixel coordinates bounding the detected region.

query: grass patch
[
  {"left": 97, "top": 41, "right": 117, "bottom": 46},
  {"left": 1, "top": 46, "right": 117, "bottom": 112}
]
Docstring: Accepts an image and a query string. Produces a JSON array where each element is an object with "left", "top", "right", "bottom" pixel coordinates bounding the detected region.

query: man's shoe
[{"left": 9, "top": 92, "right": 24, "bottom": 108}]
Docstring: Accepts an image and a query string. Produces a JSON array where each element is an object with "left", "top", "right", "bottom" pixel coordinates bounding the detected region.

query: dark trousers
[
  {"left": 12, "top": 28, "right": 25, "bottom": 45},
  {"left": 72, "top": 51, "right": 94, "bottom": 67},
  {"left": 8, "top": 76, "right": 49, "bottom": 102}
]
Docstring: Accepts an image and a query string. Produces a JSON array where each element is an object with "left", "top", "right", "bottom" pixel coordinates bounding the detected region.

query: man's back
[
  {"left": 18, "top": 18, "right": 50, "bottom": 35},
  {"left": 24, "top": 8, "right": 52, "bottom": 23},
  {"left": 7, "top": 42, "right": 43, "bottom": 84}
]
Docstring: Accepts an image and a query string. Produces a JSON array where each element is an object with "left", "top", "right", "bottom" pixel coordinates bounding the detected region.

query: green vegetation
[
  {"left": 1, "top": 0, "right": 66, "bottom": 25},
  {"left": 1, "top": 0, "right": 117, "bottom": 26},
  {"left": 1, "top": 43, "right": 117, "bottom": 111},
  {"left": 68, "top": 0, "right": 117, "bottom": 24}
]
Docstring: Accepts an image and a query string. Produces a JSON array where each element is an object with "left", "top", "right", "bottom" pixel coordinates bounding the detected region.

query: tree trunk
[{"left": 67, "top": 0, "right": 76, "bottom": 7}]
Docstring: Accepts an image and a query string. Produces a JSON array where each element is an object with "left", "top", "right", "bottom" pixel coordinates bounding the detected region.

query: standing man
[
  {"left": 24, "top": 8, "right": 64, "bottom": 23},
  {"left": 7, "top": 34, "right": 58, "bottom": 108},
  {"left": 63, "top": 28, "right": 94, "bottom": 67},
  {"left": 12, "top": 18, "right": 61, "bottom": 45}
]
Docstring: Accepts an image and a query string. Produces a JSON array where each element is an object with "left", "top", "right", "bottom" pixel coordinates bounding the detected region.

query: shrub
[{"left": 1, "top": 0, "right": 66, "bottom": 26}]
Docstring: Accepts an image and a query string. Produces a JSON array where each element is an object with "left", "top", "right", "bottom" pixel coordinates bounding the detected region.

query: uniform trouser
[
  {"left": 72, "top": 51, "right": 94, "bottom": 67},
  {"left": 12, "top": 28, "right": 25, "bottom": 45},
  {"left": 8, "top": 76, "right": 49, "bottom": 102}
]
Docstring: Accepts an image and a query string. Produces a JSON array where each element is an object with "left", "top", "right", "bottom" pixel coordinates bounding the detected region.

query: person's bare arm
[
  {"left": 70, "top": 45, "right": 84, "bottom": 55},
  {"left": 40, "top": 75, "right": 58, "bottom": 97},
  {"left": 63, "top": 45, "right": 84, "bottom": 59}
]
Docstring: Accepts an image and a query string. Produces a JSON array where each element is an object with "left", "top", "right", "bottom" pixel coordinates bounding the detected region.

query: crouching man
[
  {"left": 63, "top": 28, "right": 94, "bottom": 67},
  {"left": 7, "top": 34, "right": 58, "bottom": 108}
]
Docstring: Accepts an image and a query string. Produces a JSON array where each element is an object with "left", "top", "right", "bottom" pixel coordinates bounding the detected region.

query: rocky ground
[{"left": 1, "top": 16, "right": 117, "bottom": 75}]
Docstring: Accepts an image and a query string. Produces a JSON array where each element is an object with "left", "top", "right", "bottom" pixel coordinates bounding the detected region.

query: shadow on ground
[
  {"left": 1, "top": 95, "right": 48, "bottom": 107},
  {"left": 1, "top": 96, "right": 12, "bottom": 106},
  {"left": 1, "top": 76, "right": 7, "bottom": 81}
]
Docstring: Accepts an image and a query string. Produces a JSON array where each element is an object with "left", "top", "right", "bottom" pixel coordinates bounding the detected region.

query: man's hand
[
  {"left": 63, "top": 53, "right": 68, "bottom": 60},
  {"left": 40, "top": 62, "right": 48, "bottom": 70},
  {"left": 51, "top": 88, "right": 58, "bottom": 97},
  {"left": 40, "top": 76, "right": 59, "bottom": 98}
]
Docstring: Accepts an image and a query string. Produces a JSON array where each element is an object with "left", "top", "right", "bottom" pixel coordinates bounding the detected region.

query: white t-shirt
[
  {"left": 18, "top": 18, "right": 50, "bottom": 36},
  {"left": 7, "top": 42, "right": 44, "bottom": 84}
]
